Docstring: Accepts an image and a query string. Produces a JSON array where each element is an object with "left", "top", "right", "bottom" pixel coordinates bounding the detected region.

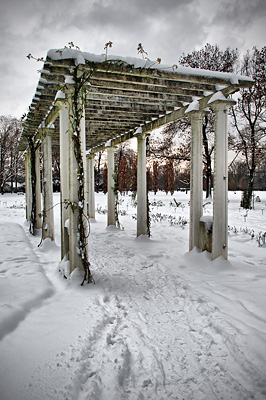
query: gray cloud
[
  {"left": 202, "top": 0, "right": 266, "bottom": 54},
  {"left": 213, "top": 0, "right": 266, "bottom": 27},
  {"left": 0, "top": 0, "right": 264, "bottom": 118}
]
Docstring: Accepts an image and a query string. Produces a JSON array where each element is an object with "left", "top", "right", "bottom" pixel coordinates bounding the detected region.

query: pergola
[{"left": 19, "top": 48, "right": 253, "bottom": 273}]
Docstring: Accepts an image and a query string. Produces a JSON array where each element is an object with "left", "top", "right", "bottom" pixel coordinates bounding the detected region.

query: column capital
[
  {"left": 136, "top": 132, "right": 146, "bottom": 140},
  {"left": 106, "top": 144, "right": 115, "bottom": 152},
  {"left": 54, "top": 97, "right": 67, "bottom": 110},
  {"left": 40, "top": 127, "right": 55, "bottom": 136},
  {"left": 86, "top": 153, "right": 95, "bottom": 160},
  {"left": 186, "top": 109, "right": 205, "bottom": 118},
  {"left": 209, "top": 98, "right": 236, "bottom": 112},
  {"left": 64, "top": 82, "right": 85, "bottom": 107},
  {"left": 134, "top": 126, "right": 150, "bottom": 141},
  {"left": 64, "top": 80, "right": 75, "bottom": 94},
  {"left": 135, "top": 132, "right": 150, "bottom": 141}
]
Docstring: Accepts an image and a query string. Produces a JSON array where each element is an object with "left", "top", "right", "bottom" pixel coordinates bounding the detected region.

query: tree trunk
[
  {"left": 28, "top": 139, "right": 37, "bottom": 234},
  {"left": 10, "top": 152, "right": 13, "bottom": 193},
  {"left": 0, "top": 149, "right": 4, "bottom": 194},
  {"left": 241, "top": 168, "right": 254, "bottom": 209},
  {"left": 95, "top": 151, "right": 102, "bottom": 192}
]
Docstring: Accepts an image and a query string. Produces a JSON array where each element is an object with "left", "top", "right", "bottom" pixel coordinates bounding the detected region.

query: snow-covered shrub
[{"left": 257, "top": 231, "right": 266, "bottom": 247}]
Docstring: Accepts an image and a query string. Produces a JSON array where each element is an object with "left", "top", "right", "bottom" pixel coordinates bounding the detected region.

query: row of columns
[
  {"left": 25, "top": 134, "right": 53, "bottom": 237},
  {"left": 105, "top": 131, "right": 147, "bottom": 236},
  {"left": 24, "top": 97, "right": 232, "bottom": 274}
]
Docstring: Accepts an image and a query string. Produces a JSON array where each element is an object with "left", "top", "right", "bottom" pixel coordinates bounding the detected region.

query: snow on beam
[
  {"left": 142, "top": 86, "right": 239, "bottom": 134},
  {"left": 89, "top": 130, "right": 136, "bottom": 154}
]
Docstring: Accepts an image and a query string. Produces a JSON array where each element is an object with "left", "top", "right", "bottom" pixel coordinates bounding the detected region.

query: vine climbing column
[
  {"left": 35, "top": 146, "right": 42, "bottom": 229},
  {"left": 136, "top": 131, "right": 147, "bottom": 237},
  {"left": 42, "top": 128, "right": 54, "bottom": 241},
  {"left": 59, "top": 101, "right": 70, "bottom": 260},
  {"left": 67, "top": 88, "right": 88, "bottom": 272},
  {"left": 24, "top": 150, "right": 32, "bottom": 222}
]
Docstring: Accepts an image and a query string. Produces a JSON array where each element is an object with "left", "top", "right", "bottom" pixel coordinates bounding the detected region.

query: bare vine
[
  {"left": 27, "top": 137, "right": 41, "bottom": 235},
  {"left": 65, "top": 67, "right": 94, "bottom": 285}
]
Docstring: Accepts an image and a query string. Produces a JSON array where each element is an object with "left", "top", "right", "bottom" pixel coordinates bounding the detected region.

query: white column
[
  {"left": 25, "top": 151, "right": 32, "bottom": 221},
  {"left": 211, "top": 100, "right": 235, "bottom": 260},
  {"left": 107, "top": 146, "right": 115, "bottom": 226},
  {"left": 87, "top": 155, "right": 95, "bottom": 219},
  {"left": 68, "top": 98, "right": 88, "bottom": 272},
  {"left": 188, "top": 111, "right": 203, "bottom": 250},
  {"left": 42, "top": 129, "right": 54, "bottom": 241},
  {"left": 137, "top": 132, "right": 147, "bottom": 237},
  {"left": 60, "top": 103, "right": 70, "bottom": 259},
  {"left": 35, "top": 146, "right": 42, "bottom": 229}
]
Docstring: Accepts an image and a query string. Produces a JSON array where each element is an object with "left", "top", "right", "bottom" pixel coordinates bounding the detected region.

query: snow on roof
[
  {"left": 55, "top": 90, "right": 66, "bottom": 100},
  {"left": 39, "top": 77, "right": 49, "bottom": 84},
  {"left": 185, "top": 99, "right": 200, "bottom": 114},
  {"left": 134, "top": 126, "right": 143, "bottom": 135},
  {"left": 208, "top": 91, "right": 231, "bottom": 104},
  {"left": 105, "top": 139, "right": 112, "bottom": 147},
  {"left": 47, "top": 48, "right": 253, "bottom": 84},
  {"left": 64, "top": 75, "right": 75, "bottom": 85}
]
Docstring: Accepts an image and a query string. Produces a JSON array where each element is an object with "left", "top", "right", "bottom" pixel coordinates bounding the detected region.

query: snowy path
[
  {"left": 58, "top": 226, "right": 266, "bottom": 400},
  {"left": 0, "top": 192, "right": 266, "bottom": 399},
  {"left": 0, "top": 222, "right": 54, "bottom": 341}
]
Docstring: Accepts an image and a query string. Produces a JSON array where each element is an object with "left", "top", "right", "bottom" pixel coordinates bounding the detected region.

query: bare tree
[
  {"left": 148, "top": 119, "right": 191, "bottom": 163},
  {"left": 179, "top": 43, "right": 239, "bottom": 73},
  {"left": 118, "top": 155, "right": 130, "bottom": 193},
  {"left": 102, "top": 162, "right": 108, "bottom": 194},
  {"left": 95, "top": 151, "right": 103, "bottom": 192},
  {"left": 149, "top": 44, "right": 239, "bottom": 198},
  {"left": 229, "top": 47, "right": 266, "bottom": 208},
  {"left": 179, "top": 44, "right": 239, "bottom": 198},
  {"left": 0, "top": 116, "right": 23, "bottom": 194},
  {"left": 152, "top": 161, "right": 159, "bottom": 194},
  {"left": 131, "top": 154, "right": 137, "bottom": 193}
]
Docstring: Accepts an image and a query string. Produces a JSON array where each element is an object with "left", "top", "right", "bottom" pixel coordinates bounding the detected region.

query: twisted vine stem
[
  {"left": 66, "top": 68, "right": 94, "bottom": 285},
  {"left": 28, "top": 137, "right": 36, "bottom": 235},
  {"left": 28, "top": 137, "right": 41, "bottom": 235}
]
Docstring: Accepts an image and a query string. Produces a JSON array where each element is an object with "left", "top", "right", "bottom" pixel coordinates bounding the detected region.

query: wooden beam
[
  {"left": 45, "top": 106, "right": 60, "bottom": 128},
  {"left": 142, "top": 85, "right": 237, "bottom": 133},
  {"left": 88, "top": 78, "right": 210, "bottom": 97}
]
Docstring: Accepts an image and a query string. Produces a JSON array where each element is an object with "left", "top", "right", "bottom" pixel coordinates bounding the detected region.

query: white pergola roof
[{"left": 19, "top": 48, "right": 253, "bottom": 151}]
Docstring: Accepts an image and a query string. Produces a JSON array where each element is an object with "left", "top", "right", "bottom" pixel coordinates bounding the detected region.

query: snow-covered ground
[{"left": 0, "top": 191, "right": 266, "bottom": 400}]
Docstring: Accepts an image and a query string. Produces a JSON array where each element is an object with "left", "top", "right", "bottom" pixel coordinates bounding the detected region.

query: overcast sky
[{"left": 0, "top": 0, "right": 265, "bottom": 119}]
